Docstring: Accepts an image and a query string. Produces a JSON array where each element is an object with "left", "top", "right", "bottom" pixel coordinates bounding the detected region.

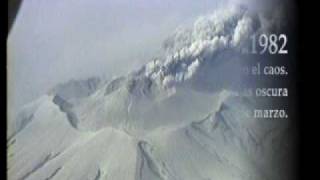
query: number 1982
[{"left": 251, "top": 34, "right": 288, "bottom": 54}]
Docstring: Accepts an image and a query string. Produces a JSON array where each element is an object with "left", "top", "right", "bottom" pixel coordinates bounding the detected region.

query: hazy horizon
[
  {"left": 8, "top": 0, "right": 231, "bottom": 112},
  {"left": 7, "top": 0, "right": 266, "bottom": 114}
]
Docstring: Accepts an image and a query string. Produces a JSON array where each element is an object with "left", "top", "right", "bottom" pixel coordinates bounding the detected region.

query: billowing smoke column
[{"left": 139, "top": 5, "right": 282, "bottom": 90}]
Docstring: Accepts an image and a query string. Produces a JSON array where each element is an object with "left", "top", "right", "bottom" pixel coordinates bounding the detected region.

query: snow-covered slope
[
  {"left": 8, "top": 5, "right": 292, "bottom": 180},
  {"left": 48, "top": 77, "right": 104, "bottom": 103}
]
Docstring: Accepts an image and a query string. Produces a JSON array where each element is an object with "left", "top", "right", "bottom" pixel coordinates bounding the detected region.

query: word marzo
[{"left": 254, "top": 109, "right": 288, "bottom": 119}]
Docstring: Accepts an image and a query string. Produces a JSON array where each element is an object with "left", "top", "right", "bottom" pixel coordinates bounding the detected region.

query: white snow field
[{"left": 8, "top": 5, "right": 292, "bottom": 180}]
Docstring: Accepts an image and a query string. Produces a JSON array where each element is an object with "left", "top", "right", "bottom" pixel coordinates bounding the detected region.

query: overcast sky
[{"left": 8, "top": 0, "right": 267, "bottom": 114}]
